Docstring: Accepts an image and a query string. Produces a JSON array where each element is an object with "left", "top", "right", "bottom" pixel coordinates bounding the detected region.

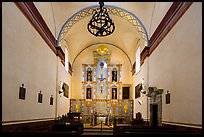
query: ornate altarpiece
[{"left": 70, "top": 46, "right": 133, "bottom": 123}]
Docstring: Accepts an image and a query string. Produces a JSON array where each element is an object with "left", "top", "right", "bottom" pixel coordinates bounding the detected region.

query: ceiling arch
[
  {"left": 71, "top": 42, "right": 133, "bottom": 71},
  {"left": 57, "top": 4, "right": 149, "bottom": 47}
]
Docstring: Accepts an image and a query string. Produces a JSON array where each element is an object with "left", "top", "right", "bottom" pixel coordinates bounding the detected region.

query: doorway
[{"left": 150, "top": 104, "right": 158, "bottom": 127}]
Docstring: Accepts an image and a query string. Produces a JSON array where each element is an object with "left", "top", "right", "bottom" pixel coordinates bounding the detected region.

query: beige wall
[
  {"left": 71, "top": 43, "right": 132, "bottom": 99},
  {"left": 148, "top": 2, "right": 202, "bottom": 127},
  {"left": 2, "top": 2, "right": 71, "bottom": 125},
  {"left": 133, "top": 59, "right": 149, "bottom": 119},
  {"left": 57, "top": 57, "right": 71, "bottom": 116},
  {"left": 133, "top": 2, "right": 202, "bottom": 127}
]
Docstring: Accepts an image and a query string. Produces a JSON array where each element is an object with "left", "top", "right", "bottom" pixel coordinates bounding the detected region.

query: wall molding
[
  {"left": 162, "top": 120, "right": 202, "bottom": 128},
  {"left": 2, "top": 119, "right": 56, "bottom": 132},
  {"left": 140, "top": 46, "right": 150, "bottom": 66},
  {"left": 2, "top": 117, "right": 55, "bottom": 125},
  {"left": 140, "top": 2, "right": 193, "bottom": 66},
  {"left": 56, "top": 46, "right": 65, "bottom": 62}
]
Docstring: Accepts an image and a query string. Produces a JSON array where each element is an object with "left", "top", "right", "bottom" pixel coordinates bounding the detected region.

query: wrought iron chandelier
[{"left": 87, "top": 2, "right": 115, "bottom": 37}]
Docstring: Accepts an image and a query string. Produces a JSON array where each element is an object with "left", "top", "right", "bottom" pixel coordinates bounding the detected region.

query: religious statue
[
  {"left": 112, "top": 70, "right": 117, "bottom": 82},
  {"left": 112, "top": 88, "right": 117, "bottom": 99},
  {"left": 87, "top": 68, "right": 92, "bottom": 81},
  {"left": 86, "top": 88, "right": 92, "bottom": 99},
  {"left": 100, "top": 80, "right": 104, "bottom": 93}
]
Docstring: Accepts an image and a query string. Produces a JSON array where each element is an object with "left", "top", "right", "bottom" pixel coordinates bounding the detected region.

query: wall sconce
[
  {"left": 140, "top": 79, "right": 146, "bottom": 94},
  {"left": 59, "top": 81, "right": 64, "bottom": 94},
  {"left": 87, "top": 2, "right": 115, "bottom": 37},
  {"left": 59, "top": 90, "right": 64, "bottom": 94},
  {"left": 138, "top": 99, "right": 143, "bottom": 105}
]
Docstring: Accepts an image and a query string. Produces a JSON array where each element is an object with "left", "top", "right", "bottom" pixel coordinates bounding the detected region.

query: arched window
[
  {"left": 136, "top": 46, "right": 140, "bottom": 74},
  {"left": 65, "top": 47, "right": 69, "bottom": 73}
]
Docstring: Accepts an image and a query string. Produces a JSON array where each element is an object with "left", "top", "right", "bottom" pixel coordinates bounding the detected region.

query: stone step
[{"left": 84, "top": 129, "right": 113, "bottom": 132}]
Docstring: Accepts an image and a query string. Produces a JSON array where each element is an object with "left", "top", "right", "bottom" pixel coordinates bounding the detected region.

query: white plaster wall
[
  {"left": 2, "top": 3, "right": 57, "bottom": 124},
  {"left": 57, "top": 58, "right": 71, "bottom": 117},
  {"left": 149, "top": 2, "right": 202, "bottom": 126},
  {"left": 72, "top": 44, "right": 132, "bottom": 99},
  {"left": 133, "top": 59, "right": 148, "bottom": 120}
]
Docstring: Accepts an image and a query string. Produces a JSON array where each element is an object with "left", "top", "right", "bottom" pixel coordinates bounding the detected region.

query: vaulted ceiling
[{"left": 34, "top": 2, "right": 172, "bottom": 66}]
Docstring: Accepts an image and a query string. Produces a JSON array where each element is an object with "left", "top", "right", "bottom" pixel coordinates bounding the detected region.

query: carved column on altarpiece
[
  {"left": 111, "top": 101, "right": 117, "bottom": 116},
  {"left": 118, "top": 100, "right": 122, "bottom": 117}
]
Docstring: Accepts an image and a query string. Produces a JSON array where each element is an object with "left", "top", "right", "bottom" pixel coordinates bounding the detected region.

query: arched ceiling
[
  {"left": 64, "top": 15, "right": 141, "bottom": 66},
  {"left": 34, "top": 2, "right": 173, "bottom": 66}
]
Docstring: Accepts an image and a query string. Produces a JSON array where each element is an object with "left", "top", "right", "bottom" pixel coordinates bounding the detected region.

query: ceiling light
[{"left": 87, "top": 2, "right": 115, "bottom": 37}]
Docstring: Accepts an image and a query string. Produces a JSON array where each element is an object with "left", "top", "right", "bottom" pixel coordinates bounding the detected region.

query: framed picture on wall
[
  {"left": 166, "top": 91, "right": 170, "bottom": 104},
  {"left": 38, "top": 91, "right": 43, "bottom": 103},
  {"left": 19, "top": 84, "right": 26, "bottom": 100},
  {"left": 63, "top": 83, "right": 69, "bottom": 98},
  {"left": 122, "top": 87, "right": 130, "bottom": 99},
  {"left": 50, "top": 95, "right": 53, "bottom": 105},
  {"left": 135, "top": 83, "right": 142, "bottom": 99}
]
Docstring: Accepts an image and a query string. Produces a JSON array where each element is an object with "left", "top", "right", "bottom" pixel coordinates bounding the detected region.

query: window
[
  {"left": 65, "top": 47, "right": 69, "bottom": 73},
  {"left": 136, "top": 46, "right": 140, "bottom": 74},
  {"left": 135, "top": 83, "right": 142, "bottom": 99}
]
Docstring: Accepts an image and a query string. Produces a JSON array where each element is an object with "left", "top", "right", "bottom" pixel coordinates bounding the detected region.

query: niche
[
  {"left": 86, "top": 86, "right": 92, "bottom": 99},
  {"left": 87, "top": 67, "right": 92, "bottom": 82},
  {"left": 112, "top": 68, "right": 117, "bottom": 82},
  {"left": 112, "top": 88, "right": 117, "bottom": 99}
]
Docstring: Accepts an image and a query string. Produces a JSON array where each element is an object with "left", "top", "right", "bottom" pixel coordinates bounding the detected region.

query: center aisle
[{"left": 82, "top": 123, "right": 113, "bottom": 135}]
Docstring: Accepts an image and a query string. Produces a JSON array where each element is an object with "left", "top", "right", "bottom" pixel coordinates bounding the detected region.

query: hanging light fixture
[{"left": 87, "top": 2, "right": 115, "bottom": 37}]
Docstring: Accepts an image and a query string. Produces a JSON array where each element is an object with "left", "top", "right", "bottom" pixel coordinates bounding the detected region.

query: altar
[{"left": 97, "top": 114, "right": 106, "bottom": 122}]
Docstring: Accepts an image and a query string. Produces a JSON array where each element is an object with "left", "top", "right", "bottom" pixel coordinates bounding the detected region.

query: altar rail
[{"left": 70, "top": 99, "right": 133, "bottom": 123}]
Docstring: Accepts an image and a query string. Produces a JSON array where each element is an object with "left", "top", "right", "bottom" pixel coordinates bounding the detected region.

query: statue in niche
[
  {"left": 87, "top": 68, "right": 92, "bottom": 81},
  {"left": 112, "top": 88, "right": 117, "bottom": 99},
  {"left": 112, "top": 69, "right": 117, "bottom": 82},
  {"left": 86, "top": 87, "right": 92, "bottom": 99}
]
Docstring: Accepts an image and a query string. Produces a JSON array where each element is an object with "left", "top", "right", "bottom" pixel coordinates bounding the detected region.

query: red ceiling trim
[{"left": 149, "top": 2, "right": 193, "bottom": 55}]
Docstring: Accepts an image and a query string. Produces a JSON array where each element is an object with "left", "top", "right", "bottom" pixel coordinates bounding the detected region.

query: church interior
[{"left": 2, "top": 2, "right": 202, "bottom": 135}]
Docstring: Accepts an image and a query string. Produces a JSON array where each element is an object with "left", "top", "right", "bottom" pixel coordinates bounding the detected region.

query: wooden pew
[
  {"left": 2, "top": 131, "right": 81, "bottom": 136},
  {"left": 114, "top": 125, "right": 193, "bottom": 135}
]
